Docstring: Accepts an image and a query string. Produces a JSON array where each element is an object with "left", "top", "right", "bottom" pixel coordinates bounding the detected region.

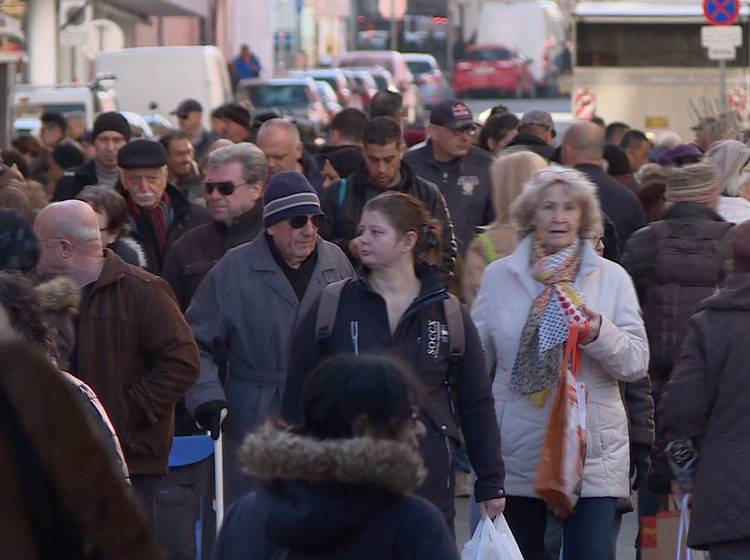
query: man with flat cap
[
  {"left": 173, "top": 98, "right": 216, "bottom": 162},
  {"left": 506, "top": 109, "right": 557, "bottom": 160},
  {"left": 117, "top": 139, "right": 210, "bottom": 275},
  {"left": 185, "top": 171, "right": 354, "bottom": 504},
  {"left": 53, "top": 111, "right": 132, "bottom": 201}
]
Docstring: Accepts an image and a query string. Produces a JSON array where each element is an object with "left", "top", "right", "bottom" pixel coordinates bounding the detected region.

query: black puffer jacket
[
  {"left": 322, "top": 162, "right": 457, "bottom": 284},
  {"left": 281, "top": 264, "right": 504, "bottom": 518},
  {"left": 658, "top": 272, "right": 750, "bottom": 548},
  {"left": 214, "top": 424, "right": 457, "bottom": 560}
]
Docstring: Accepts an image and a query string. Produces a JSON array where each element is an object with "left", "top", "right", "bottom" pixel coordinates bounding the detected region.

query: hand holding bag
[{"left": 461, "top": 516, "right": 524, "bottom": 560}]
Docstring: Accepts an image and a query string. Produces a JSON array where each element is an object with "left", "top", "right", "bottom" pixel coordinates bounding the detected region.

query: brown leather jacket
[{"left": 73, "top": 250, "right": 200, "bottom": 475}]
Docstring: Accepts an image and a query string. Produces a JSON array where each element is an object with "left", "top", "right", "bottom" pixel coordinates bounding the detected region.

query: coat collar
[
  {"left": 91, "top": 249, "right": 127, "bottom": 290},
  {"left": 506, "top": 235, "right": 600, "bottom": 298}
]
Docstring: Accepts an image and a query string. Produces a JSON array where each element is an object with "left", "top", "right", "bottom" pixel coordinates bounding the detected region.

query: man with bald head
[
  {"left": 34, "top": 200, "right": 200, "bottom": 530},
  {"left": 256, "top": 118, "right": 324, "bottom": 195},
  {"left": 561, "top": 121, "right": 647, "bottom": 252}
]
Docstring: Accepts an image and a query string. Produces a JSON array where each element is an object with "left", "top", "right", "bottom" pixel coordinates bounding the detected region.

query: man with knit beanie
[
  {"left": 622, "top": 160, "right": 734, "bottom": 548},
  {"left": 52, "top": 111, "right": 132, "bottom": 201},
  {"left": 117, "top": 139, "right": 210, "bottom": 275},
  {"left": 184, "top": 171, "right": 354, "bottom": 505},
  {"left": 221, "top": 102, "right": 254, "bottom": 143}
]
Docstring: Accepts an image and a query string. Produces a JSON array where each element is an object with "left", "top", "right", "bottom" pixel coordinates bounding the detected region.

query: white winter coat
[
  {"left": 471, "top": 236, "right": 649, "bottom": 499},
  {"left": 718, "top": 195, "right": 750, "bottom": 224}
]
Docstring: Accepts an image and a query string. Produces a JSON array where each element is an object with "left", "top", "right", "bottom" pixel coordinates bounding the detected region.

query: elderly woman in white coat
[{"left": 471, "top": 166, "right": 649, "bottom": 560}]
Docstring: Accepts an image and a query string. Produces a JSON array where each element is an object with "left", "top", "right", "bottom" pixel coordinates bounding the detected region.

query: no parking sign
[{"left": 703, "top": 0, "right": 740, "bottom": 25}]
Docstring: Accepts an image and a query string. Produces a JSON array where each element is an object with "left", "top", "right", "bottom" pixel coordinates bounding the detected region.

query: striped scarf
[
  {"left": 511, "top": 238, "right": 584, "bottom": 405},
  {"left": 127, "top": 191, "right": 173, "bottom": 255}
]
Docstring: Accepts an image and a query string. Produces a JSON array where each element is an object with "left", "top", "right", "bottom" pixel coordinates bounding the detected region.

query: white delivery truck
[
  {"left": 95, "top": 46, "right": 232, "bottom": 127},
  {"left": 475, "top": 0, "right": 566, "bottom": 94},
  {"left": 573, "top": 0, "right": 750, "bottom": 139}
]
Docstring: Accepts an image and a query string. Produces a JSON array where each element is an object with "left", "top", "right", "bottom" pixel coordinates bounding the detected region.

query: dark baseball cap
[
  {"left": 171, "top": 98, "right": 203, "bottom": 118},
  {"left": 429, "top": 98, "right": 475, "bottom": 129}
]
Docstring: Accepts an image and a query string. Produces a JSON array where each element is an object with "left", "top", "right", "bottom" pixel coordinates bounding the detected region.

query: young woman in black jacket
[{"left": 281, "top": 191, "right": 506, "bottom": 531}]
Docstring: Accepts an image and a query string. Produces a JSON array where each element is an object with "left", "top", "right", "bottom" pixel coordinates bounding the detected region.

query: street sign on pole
[{"left": 703, "top": 0, "right": 740, "bottom": 25}]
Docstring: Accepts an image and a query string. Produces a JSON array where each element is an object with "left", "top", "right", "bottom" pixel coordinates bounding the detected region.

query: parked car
[
  {"left": 288, "top": 68, "right": 355, "bottom": 109},
  {"left": 342, "top": 69, "right": 379, "bottom": 111},
  {"left": 334, "top": 51, "right": 423, "bottom": 124},
  {"left": 237, "top": 77, "right": 329, "bottom": 133},
  {"left": 314, "top": 80, "right": 343, "bottom": 121},
  {"left": 403, "top": 53, "right": 451, "bottom": 109},
  {"left": 367, "top": 67, "right": 398, "bottom": 92},
  {"left": 453, "top": 44, "right": 535, "bottom": 98}
]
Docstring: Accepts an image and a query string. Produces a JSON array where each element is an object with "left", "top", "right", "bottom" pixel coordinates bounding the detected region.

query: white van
[
  {"left": 475, "top": 0, "right": 566, "bottom": 93},
  {"left": 95, "top": 46, "right": 232, "bottom": 127}
]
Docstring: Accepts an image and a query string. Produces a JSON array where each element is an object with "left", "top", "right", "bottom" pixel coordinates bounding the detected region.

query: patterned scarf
[
  {"left": 511, "top": 238, "right": 585, "bottom": 405},
  {"left": 127, "top": 191, "right": 173, "bottom": 255}
]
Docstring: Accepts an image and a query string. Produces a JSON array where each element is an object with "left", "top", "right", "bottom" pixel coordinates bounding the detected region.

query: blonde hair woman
[
  {"left": 462, "top": 150, "right": 547, "bottom": 307},
  {"left": 472, "top": 166, "right": 648, "bottom": 560}
]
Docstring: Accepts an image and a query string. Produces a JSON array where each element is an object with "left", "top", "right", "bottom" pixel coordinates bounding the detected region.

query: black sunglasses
[
  {"left": 204, "top": 180, "right": 248, "bottom": 195},
  {"left": 288, "top": 214, "right": 324, "bottom": 229}
]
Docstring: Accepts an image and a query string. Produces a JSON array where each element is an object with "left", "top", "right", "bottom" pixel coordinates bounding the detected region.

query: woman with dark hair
[
  {"left": 478, "top": 112, "right": 520, "bottom": 155},
  {"left": 76, "top": 184, "right": 148, "bottom": 268},
  {"left": 215, "top": 353, "right": 457, "bottom": 559},
  {"left": 282, "top": 191, "right": 505, "bottom": 532}
]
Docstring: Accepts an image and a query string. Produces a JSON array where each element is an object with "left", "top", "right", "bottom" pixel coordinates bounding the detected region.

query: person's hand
[
  {"left": 580, "top": 306, "right": 602, "bottom": 344},
  {"left": 194, "top": 400, "right": 227, "bottom": 440},
  {"left": 630, "top": 444, "right": 652, "bottom": 491},
  {"left": 479, "top": 497, "right": 506, "bottom": 519},
  {"left": 348, "top": 237, "right": 360, "bottom": 259}
]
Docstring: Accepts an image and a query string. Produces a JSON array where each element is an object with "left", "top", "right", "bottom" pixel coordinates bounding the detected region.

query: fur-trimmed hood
[
  {"left": 34, "top": 275, "right": 80, "bottom": 313},
  {"left": 240, "top": 423, "right": 425, "bottom": 496}
]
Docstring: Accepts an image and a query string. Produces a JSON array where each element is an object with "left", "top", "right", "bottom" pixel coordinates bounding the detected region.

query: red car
[{"left": 453, "top": 44, "right": 535, "bottom": 98}]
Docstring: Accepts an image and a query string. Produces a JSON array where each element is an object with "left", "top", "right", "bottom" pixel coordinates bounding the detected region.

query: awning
[{"left": 105, "top": 0, "right": 209, "bottom": 18}]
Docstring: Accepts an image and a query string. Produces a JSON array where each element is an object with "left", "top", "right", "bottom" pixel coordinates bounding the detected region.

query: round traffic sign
[{"left": 704, "top": 0, "right": 740, "bottom": 25}]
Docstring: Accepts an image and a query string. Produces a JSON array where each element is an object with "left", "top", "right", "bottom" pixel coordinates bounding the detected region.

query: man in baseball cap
[
  {"left": 172, "top": 98, "right": 216, "bottom": 161},
  {"left": 404, "top": 97, "right": 494, "bottom": 256},
  {"left": 52, "top": 112, "right": 132, "bottom": 201},
  {"left": 506, "top": 109, "right": 556, "bottom": 160}
]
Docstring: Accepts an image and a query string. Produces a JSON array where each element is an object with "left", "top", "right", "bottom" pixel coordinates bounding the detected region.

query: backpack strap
[
  {"left": 443, "top": 293, "right": 465, "bottom": 361},
  {"left": 315, "top": 278, "right": 351, "bottom": 341},
  {"left": 337, "top": 178, "right": 348, "bottom": 208},
  {"left": 478, "top": 232, "right": 498, "bottom": 264}
]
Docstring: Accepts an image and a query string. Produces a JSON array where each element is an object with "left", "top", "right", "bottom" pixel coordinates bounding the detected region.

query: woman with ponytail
[{"left": 282, "top": 191, "right": 506, "bottom": 535}]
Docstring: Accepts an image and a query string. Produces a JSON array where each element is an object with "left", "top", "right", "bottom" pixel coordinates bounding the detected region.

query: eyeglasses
[
  {"left": 450, "top": 125, "right": 477, "bottom": 137},
  {"left": 204, "top": 180, "right": 248, "bottom": 196},
  {"left": 288, "top": 214, "right": 324, "bottom": 229}
]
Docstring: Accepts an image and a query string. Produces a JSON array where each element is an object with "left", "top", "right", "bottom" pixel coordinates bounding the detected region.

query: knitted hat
[
  {"left": 117, "top": 139, "right": 167, "bottom": 169},
  {"left": 92, "top": 112, "right": 132, "bottom": 142},
  {"left": 0, "top": 208, "right": 39, "bottom": 272},
  {"left": 52, "top": 143, "right": 85, "bottom": 169},
  {"left": 263, "top": 171, "right": 322, "bottom": 228},
  {"left": 731, "top": 220, "right": 750, "bottom": 272},
  {"left": 665, "top": 161, "right": 721, "bottom": 205},
  {"left": 222, "top": 103, "right": 253, "bottom": 129}
]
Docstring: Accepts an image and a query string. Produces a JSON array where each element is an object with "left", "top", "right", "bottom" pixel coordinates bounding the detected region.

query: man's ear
[{"left": 399, "top": 142, "right": 407, "bottom": 156}]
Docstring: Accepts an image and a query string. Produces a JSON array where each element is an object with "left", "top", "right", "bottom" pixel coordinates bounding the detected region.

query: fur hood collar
[
  {"left": 240, "top": 423, "right": 425, "bottom": 496},
  {"left": 34, "top": 275, "right": 80, "bottom": 312}
]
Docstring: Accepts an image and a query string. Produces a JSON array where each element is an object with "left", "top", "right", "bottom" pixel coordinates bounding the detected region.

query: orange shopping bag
[{"left": 535, "top": 324, "right": 587, "bottom": 518}]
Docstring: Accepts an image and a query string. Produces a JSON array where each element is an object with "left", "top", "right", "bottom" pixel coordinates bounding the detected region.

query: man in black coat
[
  {"left": 322, "top": 116, "right": 457, "bottom": 283},
  {"left": 163, "top": 142, "right": 266, "bottom": 311},
  {"left": 52, "top": 112, "right": 131, "bottom": 201},
  {"left": 117, "top": 139, "right": 211, "bottom": 275},
  {"left": 404, "top": 98, "right": 493, "bottom": 256},
  {"left": 561, "top": 121, "right": 647, "bottom": 253},
  {"left": 505, "top": 109, "right": 557, "bottom": 161}
]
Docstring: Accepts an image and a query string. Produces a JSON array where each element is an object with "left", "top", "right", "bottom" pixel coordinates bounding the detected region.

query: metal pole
[
  {"left": 390, "top": 0, "right": 397, "bottom": 50},
  {"left": 720, "top": 60, "right": 728, "bottom": 111}
]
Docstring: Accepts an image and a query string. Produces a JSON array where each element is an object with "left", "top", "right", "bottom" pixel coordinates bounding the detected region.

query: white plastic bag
[{"left": 461, "top": 516, "right": 524, "bottom": 560}]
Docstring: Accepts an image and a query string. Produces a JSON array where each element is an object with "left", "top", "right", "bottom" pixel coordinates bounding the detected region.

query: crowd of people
[{"left": 1, "top": 88, "right": 750, "bottom": 560}]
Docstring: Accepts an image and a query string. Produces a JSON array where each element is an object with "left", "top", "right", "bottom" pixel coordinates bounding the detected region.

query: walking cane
[{"left": 214, "top": 408, "right": 228, "bottom": 532}]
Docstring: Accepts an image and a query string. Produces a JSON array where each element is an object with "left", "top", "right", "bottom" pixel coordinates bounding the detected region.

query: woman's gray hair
[
  {"left": 511, "top": 165, "right": 603, "bottom": 240},
  {"left": 206, "top": 142, "right": 268, "bottom": 185},
  {"left": 706, "top": 139, "right": 750, "bottom": 196}
]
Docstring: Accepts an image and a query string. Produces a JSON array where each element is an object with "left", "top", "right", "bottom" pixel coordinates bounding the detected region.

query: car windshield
[
  {"left": 244, "top": 84, "right": 310, "bottom": 109},
  {"left": 406, "top": 60, "right": 433, "bottom": 75},
  {"left": 464, "top": 48, "right": 512, "bottom": 61}
]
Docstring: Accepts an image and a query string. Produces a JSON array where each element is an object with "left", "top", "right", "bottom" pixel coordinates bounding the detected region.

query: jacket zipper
[{"left": 350, "top": 320, "right": 359, "bottom": 355}]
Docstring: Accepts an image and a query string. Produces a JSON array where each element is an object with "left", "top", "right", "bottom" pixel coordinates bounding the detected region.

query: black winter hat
[
  {"left": 93, "top": 112, "right": 132, "bottom": 142},
  {"left": 117, "top": 139, "right": 167, "bottom": 169},
  {"left": 52, "top": 143, "right": 85, "bottom": 170},
  {"left": 222, "top": 103, "right": 253, "bottom": 129},
  {"left": 41, "top": 111, "right": 67, "bottom": 131},
  {"left": 263, "top": 171, "right": 322, "bottom": 228},
  {"left": 0, "top": 208, "right": 39, "bottom": 273}
]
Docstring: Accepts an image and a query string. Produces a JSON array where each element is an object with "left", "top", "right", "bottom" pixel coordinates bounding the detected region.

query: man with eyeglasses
[
  {"left": 405, "top": 98, "right": 494, "bottom": 256},
  {"left": 33, "top": 199, "right": 200, "bottom": 531},
  {"left": 163, "top": 142, "right": 267, "bottom": 312},
  {"left": 117, "top": 139, "right": 210, "bottom": 275},
  {"left": 184, "top": 171, "right": 354, "bottom": 505},
  {"left": 172, "top": 98, "right": 216, "bottom": 162}
]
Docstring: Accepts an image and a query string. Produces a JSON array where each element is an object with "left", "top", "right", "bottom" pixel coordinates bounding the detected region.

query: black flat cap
[{"left": 117, "top": 139, "right": 167, "bottom": 169}]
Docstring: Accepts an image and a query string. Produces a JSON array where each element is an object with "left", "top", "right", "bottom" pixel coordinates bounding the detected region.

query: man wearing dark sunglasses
[
  {"left": 163, "top": 142, "right": 267, "bottom": 312},
  {"left": 184, "top": 171, "right": 354, "bottom": 504}
]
